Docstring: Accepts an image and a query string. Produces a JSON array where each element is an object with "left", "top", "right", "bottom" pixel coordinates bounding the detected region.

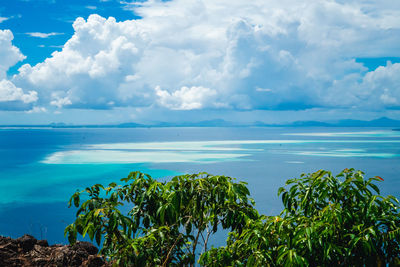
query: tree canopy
[
  {"left": 66, "top": 169, "right": 400, "bottom": 266},
  {"left": 65, "top": 172, "right": 258, "bottom": 266}
]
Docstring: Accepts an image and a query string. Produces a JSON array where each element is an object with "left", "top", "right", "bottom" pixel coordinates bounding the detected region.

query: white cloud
[
  {"left": 0, "top": 30, "right": 35, "bottom": 110},
  {"left": 50, "top": 93, "right": 72, "bottom": 108},
  {"left": 1, "top": 14, "right": 22, "bottom": 24},
  {"left": 0, "top": 29, "right": 26, "bottom": 79},
  {"left": 324, "top": 62, "right": 400, "bottom": 109},
  {"left": 361, "top": 63, "right": 400, "bottom": 108},
  {"left": 8, "top": 0, "right": 400, "bottom": 114},
  {"left": 26, "top": 106, "right": 47, "bottom": 113},
  {"left": 0, "top": 17, "right": 9, "bottom": 23},
  {"left": 155, "top": 85, "right": 217, "bottom": 110},
  {"left": 26, "top": 32, "right": 63, "bottom": 38},
  {"left": 256, "top": 87, "right": 273, "bottom": 93},
  {"left": 380, "top": 89, "right": 397, "bottom": 105},
  {"left": 85, "top": 6, "right": 97, "bottom": 10},
  {"left": 0, "top": 79, "right": 37, "bottom": 103}
]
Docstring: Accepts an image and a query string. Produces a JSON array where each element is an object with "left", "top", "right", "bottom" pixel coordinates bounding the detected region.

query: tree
[
  {"left": 65, "top": 171, "right": 259, "bottom": 266},
  {"left": 200, "top": 168, "right": 400, "bottom": 266}
]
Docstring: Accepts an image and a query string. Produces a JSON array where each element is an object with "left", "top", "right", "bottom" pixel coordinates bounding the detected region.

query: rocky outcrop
[{"left": 0, "top": 235, "right": 109, "bottom": 267}]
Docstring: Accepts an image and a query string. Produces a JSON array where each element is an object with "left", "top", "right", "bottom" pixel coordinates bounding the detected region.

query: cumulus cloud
[
  {"left": 0, "top": 79, "right": 37, "bottom": 103},
  {"left": 8, "top": 0, "right": 400, "bottom": 114},
  {"left": 0, "top": 29, "right": 26, "bottom": 79},
  {"left": 155, "top": 85, "right": 217, "bottom": 110},
  {"left": 0, "top": 30, "right": 38, "bottom": 109},
  {"left": 361, "top": 63, "right": 400, "bottom": 108},
  {"left": 50, "top": 92, "right": 72, "bottom": 108},
  {"left": 324, "top": 62, "right": 400, "bottom": 109}
]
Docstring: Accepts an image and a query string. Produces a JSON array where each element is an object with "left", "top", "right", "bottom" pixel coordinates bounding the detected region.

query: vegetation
[
  {"left": 66, "top": 169, "right": 400, "bottom": 266},
  {"left": 65, "top": 172, "right": 258, "bottom": 266},
  {"left": 200, "top": 169, "right": 400, "bottom": 266}
]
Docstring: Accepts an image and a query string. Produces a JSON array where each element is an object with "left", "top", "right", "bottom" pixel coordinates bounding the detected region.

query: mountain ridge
[{"left": 2, "top": 117, "right": 400, "bottom": 128}]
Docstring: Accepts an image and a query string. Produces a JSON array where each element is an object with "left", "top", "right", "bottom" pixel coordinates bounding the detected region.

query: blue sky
[{"left": 1, "top": 0, "right": 400, "bottom": 125}]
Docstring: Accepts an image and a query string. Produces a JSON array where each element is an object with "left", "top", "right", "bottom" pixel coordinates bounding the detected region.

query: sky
[{"left": 0, "top": 0, "right": 400, "bottom": 125}]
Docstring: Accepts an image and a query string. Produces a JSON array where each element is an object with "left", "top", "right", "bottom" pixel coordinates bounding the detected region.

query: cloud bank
[{"left": 2, "top": 0, "right": 400, "bottom": 115}]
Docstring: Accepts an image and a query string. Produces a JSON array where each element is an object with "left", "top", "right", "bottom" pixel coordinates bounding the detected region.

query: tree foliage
[
  {"left": 200, "top": 168, "right": 400, "bottom": 266},
  {"left": 65, "top": 172, "right": 258, "bottom": 266},
  {"left": 66, "top": 169, "right": 400, "bottom": 266}
]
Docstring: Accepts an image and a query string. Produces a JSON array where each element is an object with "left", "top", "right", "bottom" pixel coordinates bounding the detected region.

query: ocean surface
[{"left": 1, "top": 127, "right": 399, "bottom": 245}]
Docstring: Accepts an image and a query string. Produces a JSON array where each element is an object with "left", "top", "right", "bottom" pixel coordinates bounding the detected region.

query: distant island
[{"left": 2, "top": 117, "right": 400, "bottom": 128}]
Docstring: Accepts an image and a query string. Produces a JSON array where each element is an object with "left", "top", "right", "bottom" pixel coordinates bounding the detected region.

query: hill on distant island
[{"left": 2, "top": 117, "right": 400, "bottom": 128}]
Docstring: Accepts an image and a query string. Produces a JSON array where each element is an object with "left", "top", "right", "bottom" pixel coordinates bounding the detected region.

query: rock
[
  {"left": 1, "top": 240, "right": 19, "bottom": 253},
  {"left": 0, "top": 236, "right": 11, "bottom": 245},
  {"left": 85, "top": 255, "right": 106, "bottom": 267},
  {"left": 37, "top": 239, "right": 49, "bottom": 247},
  {"left": 0, "top": 235, "right": 110, "bottom": 266},
  {"left": 16, "top": 234, "right": 37, "bottom": 252},
  {"left": 0, "top": 249, "right": 15, "bottom": 266},
  {"left": 73, "top": 241, "right": 99, "bottom": 255}
]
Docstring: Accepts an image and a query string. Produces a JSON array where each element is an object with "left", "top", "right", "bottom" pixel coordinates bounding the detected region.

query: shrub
[{"left": 200, "top": 169, "right": 400, "bottom": 266}]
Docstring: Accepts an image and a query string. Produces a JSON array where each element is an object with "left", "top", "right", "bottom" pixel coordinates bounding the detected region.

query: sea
[{"left": 0, "top": 127, "right": 399, "bottom": 245}]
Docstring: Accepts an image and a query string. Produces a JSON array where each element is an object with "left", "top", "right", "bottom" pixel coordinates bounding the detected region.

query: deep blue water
[{"left": 1, "top": 127, "right": 399, "bottom": 245}]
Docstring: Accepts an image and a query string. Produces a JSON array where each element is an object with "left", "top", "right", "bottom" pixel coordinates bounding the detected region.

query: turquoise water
[{"left": 1, "top": 127, "right": 399, "bottom": 243}]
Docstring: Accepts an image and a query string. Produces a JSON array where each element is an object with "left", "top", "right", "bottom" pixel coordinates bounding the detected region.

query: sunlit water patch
[
  {"left": 42, "top": 139, "right": 400, "bottom": 164},
  {"left": 283, "top": 130, "right": 400, "bottom": 138},
  {"left": 42, "top": 150, "right": 251, "bottom": 164},
  {"left": 43, "top": 140, "right": 308, "bottom": 164},
  {"left": 87, "top": 141, "right": 260, "bottom": 151},
  {"left": 290, "top": 150, "right": 398, "bottom": 158}
]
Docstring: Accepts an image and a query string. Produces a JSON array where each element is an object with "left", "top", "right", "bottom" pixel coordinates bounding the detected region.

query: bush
[
  {"left": 66, "top": 169, "right": 400, "bottom": 266},
  {"left": 200, "top": 168, "right": 400, "bottom": 266}
]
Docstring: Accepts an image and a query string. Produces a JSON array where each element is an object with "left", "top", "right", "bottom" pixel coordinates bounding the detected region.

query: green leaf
[
  {"left": 95, "top": 230, "right": 101, "bottom": 246},
  {"left": 73, "top": 194, "right": 80, "bottom": 207}
]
